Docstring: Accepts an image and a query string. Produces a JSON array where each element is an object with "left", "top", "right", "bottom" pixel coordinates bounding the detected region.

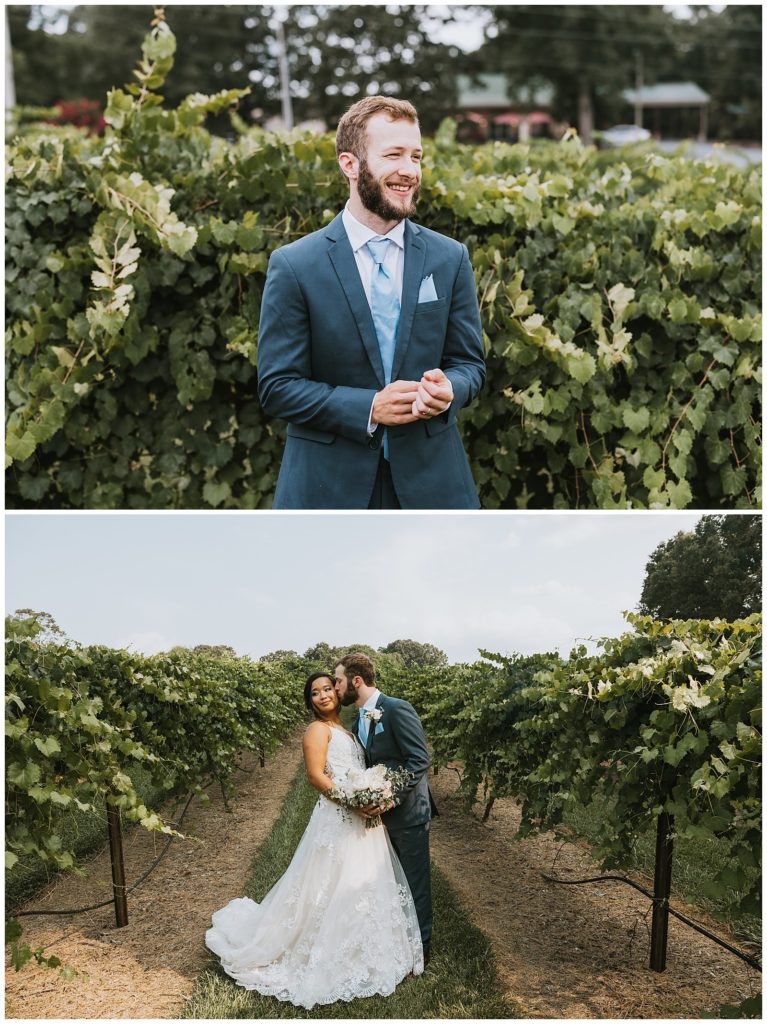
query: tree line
[
  {"left": 153, "top": 515, "right": 765, "bottom": 664},
  {"left": 7, "top": 4, "right": 761, "bottom": 140}
]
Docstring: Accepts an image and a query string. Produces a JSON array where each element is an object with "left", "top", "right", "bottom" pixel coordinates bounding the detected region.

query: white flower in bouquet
[{"left": 330, "top": 764, "right": 412, "bottom": 829}]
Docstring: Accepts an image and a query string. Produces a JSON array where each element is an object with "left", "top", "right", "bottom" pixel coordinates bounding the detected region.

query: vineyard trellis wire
[
  {"left": 12, "top": 788, "right": 197, "bottom": 922},
  {"left": 5, "top": 613, "right": 310, "bottom": 970},
  {"left": 13, "top": 750, "right": 277, "bottom": 927},
  {"left": 541, "top": 860, "right": 762, "bottom": 973},
  {"left": 6, "top": 612, "right": 761, "bottom": 985},
  {"left": 384, "top": 613, "right": 762, "bottom": 974}
]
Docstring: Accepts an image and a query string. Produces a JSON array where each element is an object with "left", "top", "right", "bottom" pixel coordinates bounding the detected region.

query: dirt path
[
  {"left": 6, "top": 734, "right": 305, "bottom": 1020},
  {"left": 429, "top": 767, "right": 760, "bottom": 1018}
]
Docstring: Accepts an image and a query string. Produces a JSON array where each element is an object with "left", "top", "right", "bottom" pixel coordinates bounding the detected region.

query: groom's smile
[
  {"left": 347, "top": 110, "right": 423, "bottom": 229},
  {"left": 357, "top": 157, "right": 421, "bottom": 224}
]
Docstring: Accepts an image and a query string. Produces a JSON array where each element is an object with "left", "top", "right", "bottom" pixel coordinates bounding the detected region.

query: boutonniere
[{"left": 364, "top": 708, "right": 383, "bottom": 724}]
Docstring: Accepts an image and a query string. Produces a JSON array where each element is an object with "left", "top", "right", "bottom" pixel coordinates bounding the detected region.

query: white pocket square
[{"left": 418, "top": 274, "right": 439, "bottom": 303}]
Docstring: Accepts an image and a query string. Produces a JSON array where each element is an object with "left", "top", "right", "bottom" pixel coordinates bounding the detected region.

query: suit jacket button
[{"left": 368, "top": 439, "right": 379, "bottom": 450}]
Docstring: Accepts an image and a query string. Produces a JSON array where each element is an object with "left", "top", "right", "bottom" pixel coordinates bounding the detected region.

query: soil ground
[
  {"left": 5, "top": 735, "right": 304, "bottom": 1020},
  {"left": 428, "top": 765, "right": 761, "bottom": 1019},
  {"left": 7, "top": 747, "right": 760, "bottom": 1019}
]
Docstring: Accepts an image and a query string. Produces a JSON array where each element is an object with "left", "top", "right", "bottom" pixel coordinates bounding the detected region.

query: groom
[
  {"left": 257, "top": 94, "right": 486, "bottom": 509},
  {"left": 334, "top": 652, "right": 437, "bottom": 964}
]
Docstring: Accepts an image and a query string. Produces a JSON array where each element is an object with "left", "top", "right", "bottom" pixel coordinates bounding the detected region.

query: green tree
[
  {"left": 192, "top": 644, "right": 238, "bottom": 658},
  {"left": 638, "top": 515, "right": 762, "bottom": 620},
  {"left": 303, "top": 642, "right": 337, "bottom": 662},
  {"left": 6, "top": 5, "right": 75, "bottom": 108},
  {"left": 380, "top": 639, "right": 448, "bottom": 668},
  {"left": 680, "top": 5, "right": 762, "bottom": 141},
  {"left": 281, "top": 5, "right": 469, "bottom": 131},
  {"left": 8, "top": 5, "right": 262, "bottom": 132},
  {"left": 259, "top": 649, "right": 299, "bottom": 662},
  {"left": 478, "top": 6, "right": 682, "bottom": 142},
  {"left": 8, "top": 5, "right": 474, "bottom": 133},
  {"left": 6, "top": 608, "right": 68, "bottom": 645},
  {"left": 336, "top": 643, "right": 380, "bottom": 660}
]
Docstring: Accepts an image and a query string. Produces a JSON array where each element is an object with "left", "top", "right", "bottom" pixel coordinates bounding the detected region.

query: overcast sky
[{"left": 6, "top": 513, "right": 706, "bottom": 663}]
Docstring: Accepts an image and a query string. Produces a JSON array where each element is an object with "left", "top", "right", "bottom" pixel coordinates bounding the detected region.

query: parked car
[{"left": 598, "top": 124, "right": 652, "bottom": 147}]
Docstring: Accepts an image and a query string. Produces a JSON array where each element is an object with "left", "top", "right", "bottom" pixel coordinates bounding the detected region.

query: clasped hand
[
  {"left": 355, "top": 800, "right": 395, "bottom": 820},
  {"left": 371, "top": 369, "right": 453, "bottom": 426}
]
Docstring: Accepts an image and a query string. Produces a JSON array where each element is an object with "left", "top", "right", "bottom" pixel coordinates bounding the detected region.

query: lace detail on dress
[{"left": 205, "top": 728, "right": 423, "bottom": 1009}]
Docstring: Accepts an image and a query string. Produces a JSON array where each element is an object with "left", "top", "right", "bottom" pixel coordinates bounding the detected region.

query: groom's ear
[{"left": 338, "top": 151, "right": 358, "bottom": 183}]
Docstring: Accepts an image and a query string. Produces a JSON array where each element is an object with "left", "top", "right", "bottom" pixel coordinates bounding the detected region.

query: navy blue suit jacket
[
  {"left": 257, "top": 212, "right": 486, "bottom": 509},
  {"left": 352, "top": 692, "right": 438, "bottom": 831}
]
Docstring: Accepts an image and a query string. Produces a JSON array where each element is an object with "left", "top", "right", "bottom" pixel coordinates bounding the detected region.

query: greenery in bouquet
[{"left": 327, "top": 765, "right": 413, "bottom": 829}]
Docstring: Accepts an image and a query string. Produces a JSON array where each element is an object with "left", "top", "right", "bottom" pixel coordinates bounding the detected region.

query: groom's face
[
  {"left": 334, "top": 665, "right": 359, "bottom": 706},
  {"left": 356, "top": 112, "right": 422, "bottom": 223}
]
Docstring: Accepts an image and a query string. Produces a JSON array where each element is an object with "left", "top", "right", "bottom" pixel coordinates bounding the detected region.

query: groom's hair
[
  {"left": 336, "top": 652, "right": 376, "bottom": 688},
  {"left": 335, "top": 96, "right": 419, "bottom": 160}
]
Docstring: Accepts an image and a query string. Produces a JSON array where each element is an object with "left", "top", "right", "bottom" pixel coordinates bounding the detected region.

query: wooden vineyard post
[
  {"left": 649, "top": 811, "right": 674, "bottom": 971},
  {"left": 106, "top": 799, "right": 129, "bottom": 927}
]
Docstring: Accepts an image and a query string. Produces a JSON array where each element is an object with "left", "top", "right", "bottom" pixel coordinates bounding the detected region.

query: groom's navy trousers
[
  {"left": 257, "top": 212, "right": 485, "bottom": 509},
  {"left": 353, "top": 692, "right": 438, "bottom": 953},
  {"left": 387, "top": 822, "right": 432, "bottom": 952}
]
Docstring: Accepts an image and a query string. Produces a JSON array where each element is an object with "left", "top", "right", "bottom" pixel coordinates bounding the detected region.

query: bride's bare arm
[{"left": 302, "top": 722, "right": 335, "bottom": 794}]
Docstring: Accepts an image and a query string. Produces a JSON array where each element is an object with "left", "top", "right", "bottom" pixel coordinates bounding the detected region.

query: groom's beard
[
  {"left": 338, "top": 687, "right": 358, "bottom": 707},
  {"left": 357, "top": 157, "right": 420, "bottom": 223}
]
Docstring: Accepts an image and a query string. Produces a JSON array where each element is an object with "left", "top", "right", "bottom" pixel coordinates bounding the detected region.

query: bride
[{"left": 204, "top": 672, "right": 424, "bottom": 1009}]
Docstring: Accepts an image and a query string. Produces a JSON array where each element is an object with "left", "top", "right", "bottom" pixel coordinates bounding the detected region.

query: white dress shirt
[
  {"left": 342, "top": 203, "right": 405, "bottom": 304},
  {"left": 341, "top": 202, "right": 451, "bottom": 434},
  {"left": 342, "top": 205, "right": 405, "bottom": 435}
]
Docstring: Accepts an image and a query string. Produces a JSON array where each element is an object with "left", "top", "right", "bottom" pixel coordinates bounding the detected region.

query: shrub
[{"left": 5, "top": 20, "right": 761, "bottom": 508}]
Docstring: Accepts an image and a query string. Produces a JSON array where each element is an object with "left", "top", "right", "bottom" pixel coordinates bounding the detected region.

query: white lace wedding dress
[{"left": 205, "top": 726, "right": 424, "bottom": 1009}]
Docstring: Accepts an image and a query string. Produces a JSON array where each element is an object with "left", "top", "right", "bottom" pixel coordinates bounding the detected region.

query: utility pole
[
  {"left": 6, "top": 7, "right": 16, "bottom": 114},
  {"left": 274, "top": 11, "right": 293, "bottom": 131},
  {"left": 634, "top": 49, "right": 643, "bottom": 128}
]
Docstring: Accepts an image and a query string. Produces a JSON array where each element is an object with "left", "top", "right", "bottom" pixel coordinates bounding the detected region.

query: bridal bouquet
[{"left": 330, "top": 764, "right": 412, "bottom": 829}]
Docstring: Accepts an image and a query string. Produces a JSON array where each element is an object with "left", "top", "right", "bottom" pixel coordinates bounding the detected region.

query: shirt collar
[
  {"left": 361, "top": 688, "right": 381, "bottom": 712},
  {"left": 343, "top": 202, "right": 405, "bottom": 253}
]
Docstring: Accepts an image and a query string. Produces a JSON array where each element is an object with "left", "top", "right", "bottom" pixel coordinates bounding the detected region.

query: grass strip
[{"left": 181, "top": 763, "right": 518, "bottom": 1019}]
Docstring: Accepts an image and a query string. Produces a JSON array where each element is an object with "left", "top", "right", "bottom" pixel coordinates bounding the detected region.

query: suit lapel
[
  {"left": 325, "top": 215, "right": 386, "bottom": 387},
  {"left": 365, "top": 693, "right": 384, "bottom": 765},
  {"left": 391, "top": 220, "right": 426, "bottom": 381}
]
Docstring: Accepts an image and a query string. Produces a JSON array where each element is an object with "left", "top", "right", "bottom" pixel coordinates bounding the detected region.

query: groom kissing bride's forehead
[{"left": 257, "top": 94, "right": 486, "bottom": 510}]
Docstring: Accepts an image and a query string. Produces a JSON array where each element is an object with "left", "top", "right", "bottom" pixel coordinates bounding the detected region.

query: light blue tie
[
  {"left": 358, "top": 707, "right": 368, "bottom": 746},
  {"left": 366, "top": 238, "right": 401, "bottom": 460}
]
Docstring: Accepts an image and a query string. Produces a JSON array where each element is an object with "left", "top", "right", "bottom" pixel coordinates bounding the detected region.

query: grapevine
[{"left": 5, "top": 16, "right": 761, "bottom": 509}]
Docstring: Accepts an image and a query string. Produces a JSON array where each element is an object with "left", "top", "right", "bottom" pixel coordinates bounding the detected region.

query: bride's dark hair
[{"left": 304, "top": 672, "right": 337, "bottom": 718}]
